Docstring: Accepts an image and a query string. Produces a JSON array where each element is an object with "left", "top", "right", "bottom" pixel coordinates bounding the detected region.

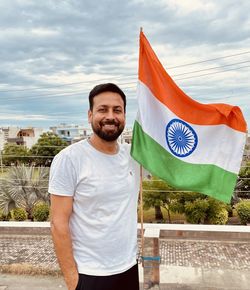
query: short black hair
[{"left": 89, "top": 83, "right": 126, "bottom": 112}]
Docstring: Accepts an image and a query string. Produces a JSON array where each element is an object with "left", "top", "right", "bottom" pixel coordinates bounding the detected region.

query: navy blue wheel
[{"left": 165, "top": 119, "right": 198, "bottom": 157}]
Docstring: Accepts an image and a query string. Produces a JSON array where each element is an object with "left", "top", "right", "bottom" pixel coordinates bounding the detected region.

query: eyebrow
[{"left": 97, "top": 105, "right": 123, "bottom": 109}]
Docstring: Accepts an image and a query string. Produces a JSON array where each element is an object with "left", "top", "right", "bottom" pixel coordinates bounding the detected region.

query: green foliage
[
  {"left": 30, "top": 132, "right": 67, "bottom": 166},
  {"left": 170, "top": 192, "right": 200, "bottom": 214},
  {"left": 208, "top": 208, "right": 228, "bottom": 225},
  {"left": 0, "top": 209, "right": 11, "bottom": 221},
  {"left": 236, "top": 200, "right": 250, "bottom": 225},
  {"left": 0, "top": 183, "right": 19, "bottom": 216},
  {"left": 206, "top": 198, "right": 229, "bottom": 225},
  {"left": 32, "top": 202, "right": 50, "bottom": 221},
  {"left": 0, "top": 165, "right": 50, "bottom": 218},
  {"left": 170, "top": 192, "right": 229, "bottom": 224},
  {"left": 11, "top": 207, "right": 28, "bottom": 221},
  {"left": 142, "top": 176, "right": 175, "bottom": 222},
  {"left": 184, "top": 198, "right": 209, "bottom": 224},
  {"left": 1, "top": 132, "right": 67, "bottom": 167},
  {"left": 236, "top": 162, "right": 250, "bottom": 199},
  {"left": 2, "top": 143, "right": 30, "bottom": 166}
]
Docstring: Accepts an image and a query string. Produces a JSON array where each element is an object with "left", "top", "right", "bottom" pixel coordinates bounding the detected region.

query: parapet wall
[{"left": 1, "top": 222, "right": 250, "bottom": 241}]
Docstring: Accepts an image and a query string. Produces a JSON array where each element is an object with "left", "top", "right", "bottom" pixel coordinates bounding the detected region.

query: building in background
[
  {"left": 242, "top": 135, "right": 250, "bottom": 166},
  {"left": 0, "top": 127, "right": 20, "bottom": 150},
  {"left": 0, "top": 129, "right": 5, "bottom": 151},
  {"left": 50, "top": 124, "right": 133, "bottom": 144},
  {"left": 120, "top": 127, "right": 133, "bottom": 144},
  {"left": 17, "top": 128, "right": 44, "bottom": 148},
  {"left": 50, "top": 123, "right": 92, "bottom": 143},
  {"left": 0, "top": 126, "right": 43, "bottom": 150}
]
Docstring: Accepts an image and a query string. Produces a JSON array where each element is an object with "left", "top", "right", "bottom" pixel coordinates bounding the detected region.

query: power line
[
  {"left": 191, "top": 89, "right": 250, "bottom": 100},
  {"left": 1, "top": 165, "right": 249, "bottom": 173},
  {"left": 0, "top": 75, "right": 135, "bottom": 93},
  {"left": 175, "top": 64, "right": 250, "bottom": 81},
  {"left": 167, "top": 50, "right": 250, "bottom": 69},
  {"left": 0, "top": 51, "right": 250, "bottom": 94},
  {"left": 0, "top": 186, "right": 248, "bottom": 192},
  {"left": 173, "top": 60, "right": 250, "bottom": 77},
  {"left": 0, "top": 178, "right": 49, "bottom": 182},
  {"left": 2, "top": 155, "right": 55, "bottom": 158},
  {"left": 0, "top": 145, "right": 68, "bottom": 148},
  {"left": 0, "top": 185, "right": 49, "bottom": 189},
  {"left": 1, "top": 177, "right": 249, "bottom": 182},
  {"left": 0, "top": 59, "right": 249, "bottom": 102},
  {"left": 15, "top": 145, "right": 68, "bottom": 148},
  {"left": 1, "top": 62, "right": 249, "bottom": 101},
  {"left": 0, "top": 82, "right": 137, "bottom": 101},
  {"left": 143, "top": 189, "right": 250, "bottom": 193},
  {"left": 0, "top": 165, "right": 51, "bottom": 168}
]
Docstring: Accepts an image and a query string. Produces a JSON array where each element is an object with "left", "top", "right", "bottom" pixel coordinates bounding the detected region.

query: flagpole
[
  {"left": 139, "top": 165, "right": 144, "bottom": 265},
  {"left": 139, "top": 27, "right": 144, "bottom": 265}
]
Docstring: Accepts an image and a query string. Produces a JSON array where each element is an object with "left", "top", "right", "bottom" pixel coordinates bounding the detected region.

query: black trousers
[{"left": 75, "top": 264, "right": 139, "bottom": 290}]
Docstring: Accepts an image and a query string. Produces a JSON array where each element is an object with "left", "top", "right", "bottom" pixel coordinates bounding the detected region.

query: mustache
[{"left": 100, "top": 120, "right": 119, "bottom": 126}]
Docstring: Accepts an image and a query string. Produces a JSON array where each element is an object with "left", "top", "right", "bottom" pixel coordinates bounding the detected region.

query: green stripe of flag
[{"left": 131, "top": 121, "right": 237, "bottom": 203}]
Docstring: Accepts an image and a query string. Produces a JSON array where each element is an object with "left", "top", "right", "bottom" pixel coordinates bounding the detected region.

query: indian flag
[{"left": 131, "top": 31, "right": 247, "bottom": 203}]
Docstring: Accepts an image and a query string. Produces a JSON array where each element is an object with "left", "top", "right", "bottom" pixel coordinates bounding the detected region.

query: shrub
[
  {"left": 206, "top": 199, "right": 229, "bottom": 225},
  {"left": 0, "top": 210, "right": 12, "bottom": 221},
  {"left": 208, "top": 208, "right": 228, "bottom": 225},
  {"left": 12, "top": 208, "right": 28, "bottom": 221},
  {"left": 170, "top": 192, "right": 229, "bottom": 225},
  {"left": 32, "top": 202, "right": 50, "bottom": 221},
  {"left": 236, "top": 200, "right": 250, "bottom": 225},
  {"left": 184, "top": 199, "right": 209, "bottom": 224}
]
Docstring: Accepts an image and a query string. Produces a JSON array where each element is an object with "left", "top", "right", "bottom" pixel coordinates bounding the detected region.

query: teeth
[{"left": 103, "top": 124, "right": 116, "bottom": 129}]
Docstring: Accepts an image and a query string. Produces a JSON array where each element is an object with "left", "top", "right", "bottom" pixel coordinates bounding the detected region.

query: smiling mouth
[{"left": 102, "top": 124, "right": 117, "bottom": 130}]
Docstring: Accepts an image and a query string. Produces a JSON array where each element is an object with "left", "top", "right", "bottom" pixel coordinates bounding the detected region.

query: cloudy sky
[{"left": 0, "top": 0, "right": 249, "bottom": 130}]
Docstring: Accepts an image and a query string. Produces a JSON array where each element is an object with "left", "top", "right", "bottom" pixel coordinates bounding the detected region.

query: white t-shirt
[{"left": 48, "top": 139, "right": 140, "bottom": 276}]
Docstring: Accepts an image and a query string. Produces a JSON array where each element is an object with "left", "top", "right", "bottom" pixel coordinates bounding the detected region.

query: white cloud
[
  {"left": 0, "top": 0, "right": 249, "bottom": 128},
  {"left": 0, "top": 114, "right": 51, "bottom": 121},
  {"left": 163, "top": 0, "right": 215, "bottom": 14},
  {"left": 31, "top": 28, "right": 59, "bottom": 37}
]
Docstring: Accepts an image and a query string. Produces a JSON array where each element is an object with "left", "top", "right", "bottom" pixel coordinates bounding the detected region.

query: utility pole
[{"left": 0, "top": 149, "right": 3, "bottom": 174}]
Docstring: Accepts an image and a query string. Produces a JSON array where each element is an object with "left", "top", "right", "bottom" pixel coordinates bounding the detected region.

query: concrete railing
[
  {"left": 1, "top": 221, "right": 250, "bottom": 240},
  {"left": 139, "top": 223, "right": 250, "bottom": 241}
]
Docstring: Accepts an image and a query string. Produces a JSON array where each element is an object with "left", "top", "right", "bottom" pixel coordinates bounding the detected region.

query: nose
[{"left": 105, "top": 109, "right": 115, "bottom": 120}]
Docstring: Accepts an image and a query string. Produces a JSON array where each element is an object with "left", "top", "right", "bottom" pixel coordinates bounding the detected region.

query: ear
[{"left": 88, "top": 109, "right": 92, "bottom": 123}]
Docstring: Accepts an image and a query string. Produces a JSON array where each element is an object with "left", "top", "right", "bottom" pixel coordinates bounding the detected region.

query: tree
[
  {"left": 142, "top": 176, "right": 174, "bottom": 223},
  {"left": 30, "top": 132, "right": 68, "bottom": 166},
  {"left": 235, "top": 162, "right": 250, "bottom": 199},
  {"left": 2, "top": 143, "right": 30, "bottom": 166},
  {"left": 170, "top": 192, "right": 229, "bottom": 224},
  {"left": 0, "top": 165, "right": 50, "bottom": 219}
]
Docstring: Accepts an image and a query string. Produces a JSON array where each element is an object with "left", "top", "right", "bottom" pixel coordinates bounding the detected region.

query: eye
[
  {"left": 114, "top": 108, "right": 122, "bottom": 113},
  {"left": 98, "top": 108, "right": 106, "bottom": 112}
]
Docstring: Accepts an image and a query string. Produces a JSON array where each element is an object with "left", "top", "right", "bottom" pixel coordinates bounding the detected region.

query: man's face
[{"left": 88, "top": 91, "right": 125, "bottom": 141}]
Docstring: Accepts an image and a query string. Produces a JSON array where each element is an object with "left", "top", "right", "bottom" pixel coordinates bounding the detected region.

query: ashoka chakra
[{"left": 165, "top": 119, "right": 198, "bottom": 157}]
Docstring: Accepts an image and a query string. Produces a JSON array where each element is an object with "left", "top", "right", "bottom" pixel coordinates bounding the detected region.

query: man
[{"left": 49, "top": 83, "right": 140, "bottom": 290}]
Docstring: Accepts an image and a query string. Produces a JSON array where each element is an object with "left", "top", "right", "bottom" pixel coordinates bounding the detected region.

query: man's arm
[{"left": 50, "top": 195, "right": 78, "bottom": 290}]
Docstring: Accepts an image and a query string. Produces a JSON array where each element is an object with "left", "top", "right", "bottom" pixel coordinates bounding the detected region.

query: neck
[{"left": 89, "top": 134, "right": 118, "bottom": 155}]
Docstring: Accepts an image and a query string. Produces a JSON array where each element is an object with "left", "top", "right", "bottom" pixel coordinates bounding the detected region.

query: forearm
[{"left": 51, "top": 221, "right": 78, "bottom": 290}]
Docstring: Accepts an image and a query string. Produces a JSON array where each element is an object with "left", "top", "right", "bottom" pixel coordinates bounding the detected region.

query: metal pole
[
  {"left": 140, "top": 165, "right": 144, "bottom": 262},
  {"left": 0, "top": 149, "right": 3, "bottom": 174}
]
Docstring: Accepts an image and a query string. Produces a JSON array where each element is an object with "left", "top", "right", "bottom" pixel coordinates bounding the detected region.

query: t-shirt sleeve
[{"left": 48, "top": 151, "right": 77, "bottom": 197}]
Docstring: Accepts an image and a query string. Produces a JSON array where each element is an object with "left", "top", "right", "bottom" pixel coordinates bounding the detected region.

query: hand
[{"left": 65, "top": 272, "right": 79, "bottom": 290}]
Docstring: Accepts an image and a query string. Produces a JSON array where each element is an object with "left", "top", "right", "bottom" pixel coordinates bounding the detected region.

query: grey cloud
[{"left": 0, "top": 0, "right": 249, "bottom": 127}]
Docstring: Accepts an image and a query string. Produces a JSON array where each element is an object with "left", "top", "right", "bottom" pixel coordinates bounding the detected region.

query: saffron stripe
[{"left": 139, "top": 31, "right": 247, "bottom": 132}]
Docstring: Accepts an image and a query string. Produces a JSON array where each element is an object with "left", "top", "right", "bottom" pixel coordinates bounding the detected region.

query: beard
[{"left": 91, "top": 119, "right": 125, "bottom": 141}]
